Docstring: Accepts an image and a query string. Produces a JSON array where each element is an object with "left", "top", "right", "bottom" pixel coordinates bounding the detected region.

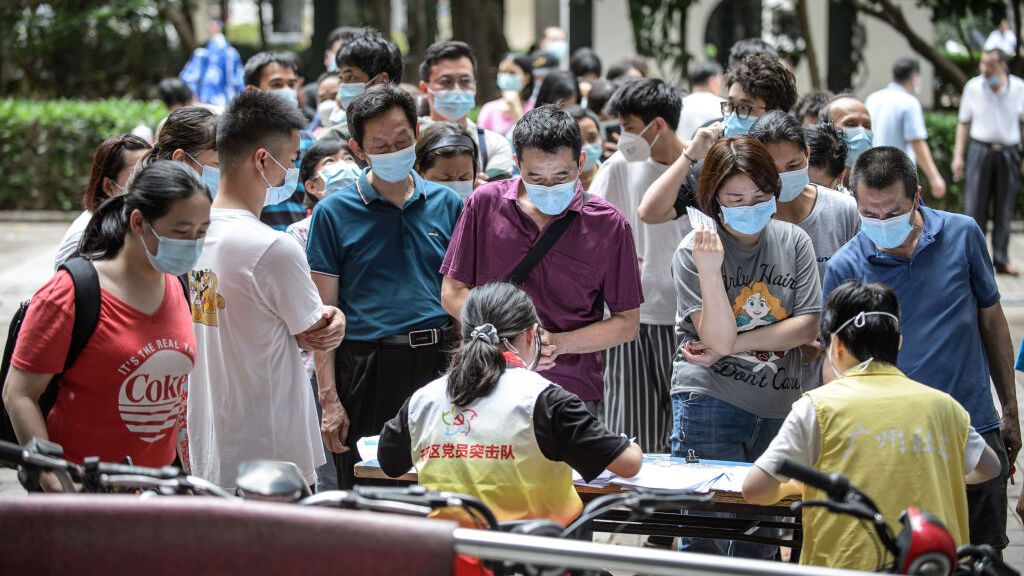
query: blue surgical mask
[
  {"left": 262, "top": 152, "right": 300, "bottom": 206},
  {"left": 184, "top": 151, "right": 219, "bottom": 198},
  {"left": 497, "top": 73, "right": 522, "bottom": 92},
  {"left": 326, "top": 59, "right": 338, "bottom": 74},
  {"left": 337, "top": 82, "right": 366, "bottom": 109},
  {"left": 270, "top": 87, "right": 299, "bottom": 108},
  {"left": 860, "top": 204, "right": 915, "bottom": 249},
  {"left": 547, "top": 40, "right": 569, "bottom": 60},
  {"left": 144, "top": 222, "right": 204, "bottom": 276},
  {"left": 319, "top": 161, "right": 361, "bottom": 194},
  {"left": 844, "top": 127, "right": 873, "bottom": 168},
  {"left": 582, "top": 142, "right": 603, "bottom": 172},
  {"left": 723, "top": 112, "right": 757, "bottom": 137},
  {"left": 439, "top": 180, "right": 475, "bottom": 199},
  {"left": 778, "top": 165, "right": 809, "bottom": 203},
  {"left": 367, "top": 143, "right": 417, "bottom": 183},
  {"left": 986, "top": 74, "right": 1001, "bottom": 88},
  {"left": 720, "top": 197, "right": 776, "bottom": 235},
  {"left": 432, "top": 89, "right": 477, "bottom": 121},
  {"left": 524, "top": 179, "right": 578, "bottom": 216}
]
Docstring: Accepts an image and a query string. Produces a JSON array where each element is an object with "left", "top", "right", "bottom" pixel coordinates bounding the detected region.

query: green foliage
[
  {"left": 923, "top": 111, "right": 1024, "bottom": 216},
  {"left": 627, "top": 0, "right": 694, "bottom": 86},
  {"left": 0, "top": 0, "right": 188, "bottom": 98},
  {"left": 0, "top": 98, "right": 167, "bottom": 211}
]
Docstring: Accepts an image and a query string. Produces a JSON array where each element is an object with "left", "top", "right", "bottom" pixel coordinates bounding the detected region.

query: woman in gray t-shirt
[{"left": 671, "top": 137, "right": 820, "bottom": 558}]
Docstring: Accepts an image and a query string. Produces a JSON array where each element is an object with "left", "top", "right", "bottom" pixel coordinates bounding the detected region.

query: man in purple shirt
[{"left": 440, "top": 105, "right": 643, "bottom": 409}]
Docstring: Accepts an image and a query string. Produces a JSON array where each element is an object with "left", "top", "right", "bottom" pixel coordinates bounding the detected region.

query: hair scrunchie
[{"left": 469, "top": 323, "right": 499, "bottom": 344}]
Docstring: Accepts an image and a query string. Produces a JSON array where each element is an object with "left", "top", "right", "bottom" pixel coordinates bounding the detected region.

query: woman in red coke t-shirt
[{"left": 5, "top": 160, "right": 211, "bottom": 471}]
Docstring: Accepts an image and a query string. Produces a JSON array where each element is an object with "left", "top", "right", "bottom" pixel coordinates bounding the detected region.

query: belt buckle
[
  {"left": 408, "top": 329, "right": 438, "bottom": 348},
  {"left": 993, "top": 143, "right": 1005, "bottom": 151}
]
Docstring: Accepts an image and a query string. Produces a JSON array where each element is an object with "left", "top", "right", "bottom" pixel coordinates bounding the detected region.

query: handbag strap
[{"left": 506, "top": 193, "right": 589, "bottom": 286}]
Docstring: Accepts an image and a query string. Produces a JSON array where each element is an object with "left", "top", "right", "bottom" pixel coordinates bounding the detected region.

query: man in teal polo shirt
[
  {"left": 823, "top": 146, "right": 1019, "bottom": 556},
  {"left": 306, "top": 83, "right": 463, "bottom": 488}
]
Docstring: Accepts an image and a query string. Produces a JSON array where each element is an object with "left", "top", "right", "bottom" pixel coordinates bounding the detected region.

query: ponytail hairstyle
[
  {"left": 447, "top": 283, "right": 541, "bottom": 407},
  {"left": 77, "top": 160, "right": 209, "bottom": 261},
  {"left": 145, "top": 105, "right": 218, "bottom": 164},
  {"left": 83, "top": 134, "right": 151, "bottom": 212}
]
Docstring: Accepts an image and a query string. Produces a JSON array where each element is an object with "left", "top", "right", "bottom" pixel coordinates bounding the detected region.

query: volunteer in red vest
[
  {"left": 4, "top": 161, "right": 210, "bottom": 481},
  {"left": 378, "top": 282, "right": 642, "bottom": 525}
]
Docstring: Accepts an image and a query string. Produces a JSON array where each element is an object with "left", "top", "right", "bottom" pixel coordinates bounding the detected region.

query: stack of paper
[{"left": 608, "top": 455, "right": 752, "bottom": 494}]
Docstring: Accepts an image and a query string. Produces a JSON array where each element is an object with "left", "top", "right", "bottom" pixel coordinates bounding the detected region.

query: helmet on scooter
[{"left": 895, "top": 508, "right": 957, "bottom": 576}]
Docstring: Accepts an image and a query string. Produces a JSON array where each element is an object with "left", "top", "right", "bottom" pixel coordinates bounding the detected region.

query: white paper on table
[
  {"left": 608, "top": 455, "right": 752, "bottom": 494},
  {"left": 572, "top": 468, "right": 617, "bottom": 488},
  {"left": 357, "top": 435, "right": 380, "bottom": 463}
]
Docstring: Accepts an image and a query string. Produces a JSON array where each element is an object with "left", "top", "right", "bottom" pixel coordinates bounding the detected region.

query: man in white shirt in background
[
  {"left": 677, "top": 60, "right": 724, "bottom": 140},
  {"left": 866, "top": 57, "right": 946, "bottom": 199},
  {"left": 186, "top": 90, "right": 345, "bottom": 490},
  {"left": 985, "top": 19, "right": 1018, "bottom": 56},
  {"left": 952, "top": 48, "right": 1024, "bottom": 275},
  {"left": 418, "top": 41, "right": 514, "bottom": 181}
]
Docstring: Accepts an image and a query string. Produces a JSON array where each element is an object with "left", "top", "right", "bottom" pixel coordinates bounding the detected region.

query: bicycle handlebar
[{"left": 778, "top": 458, "right": 851, "bottom": 502}]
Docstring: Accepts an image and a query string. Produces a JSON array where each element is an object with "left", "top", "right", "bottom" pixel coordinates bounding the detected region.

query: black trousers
[
  {"left": 967, "top": 429, "right": 1009, "bottom": 550},
  {"left": 332, "top": 338, "right": 451, "bottom": 489},
  {"left": 964, "top": 140, "right": 1021, "bottom": 266}
]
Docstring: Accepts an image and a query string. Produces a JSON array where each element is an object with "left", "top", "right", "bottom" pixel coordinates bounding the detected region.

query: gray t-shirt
[
  {"left": 671, "top": 219, "right": 822, "bottom": 418},
  {"left": 795, "top": 185, "right": 861, "bottom": 390}
]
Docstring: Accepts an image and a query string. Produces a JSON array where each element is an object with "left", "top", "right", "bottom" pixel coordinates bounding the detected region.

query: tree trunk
[
  {"left": 256, "top": 0, "right": 268, "bottom": 50},
  {"left": 796, "top": 0, "right": 821, "bottom": 90},
  {"left": 405, "top": 0, "right": 438, "bottom": 85},
  {"left": 364, "top": 0, "right": 391, "bottom": 35},
  {"left": 1012, "top": 0, "right": 1023, "bottom": 76},
  {"left": 165, "top": 3, "right": 197, "bottom": 56},
  {"left": 451, "top": 0, "right": 508, "bottom": 104},
  {"left": 853, "top": 0, "right": 968, "bottom": 90}
]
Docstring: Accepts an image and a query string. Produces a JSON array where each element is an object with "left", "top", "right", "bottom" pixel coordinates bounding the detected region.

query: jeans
[{"left": 671, "top": 391, "right": 785, "bottom": 559}]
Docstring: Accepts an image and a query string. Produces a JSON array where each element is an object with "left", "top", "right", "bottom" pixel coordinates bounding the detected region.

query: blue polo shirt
[
  {"left": 306, "top": 168, "right": 463, "bottom": 340},
  {"left": 823, "top": 206, "right": 1002, "bottom": 433}
]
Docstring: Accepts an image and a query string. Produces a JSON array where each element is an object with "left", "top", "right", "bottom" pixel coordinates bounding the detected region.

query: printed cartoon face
[
  {"left": 743, "top": 292, "right": 770, "bottom": 320},
  {"left": 188, "top": 269, "right": 225, "bottom": 327}
]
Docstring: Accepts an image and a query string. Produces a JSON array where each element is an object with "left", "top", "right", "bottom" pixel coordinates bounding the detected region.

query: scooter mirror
[{"left": 235, "top": 460, "right": 312, "bottom": 503}]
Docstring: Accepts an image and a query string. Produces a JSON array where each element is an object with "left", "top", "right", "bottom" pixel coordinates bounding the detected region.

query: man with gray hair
[{"left": 823, "top": 146, "right": 1019, "bottom": 556}]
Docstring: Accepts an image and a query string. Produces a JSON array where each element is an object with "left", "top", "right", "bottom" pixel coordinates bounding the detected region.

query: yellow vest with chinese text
[
  {"left": 407, "top": 369, "right": 583, "bottom": 526},
  {"left": 801, "top": 362, "right": 970, "bottom": 571}
]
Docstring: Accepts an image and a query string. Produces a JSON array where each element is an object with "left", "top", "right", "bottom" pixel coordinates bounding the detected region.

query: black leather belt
[{"left": 378, "top": 324, "right": 456, "bottom": 348}]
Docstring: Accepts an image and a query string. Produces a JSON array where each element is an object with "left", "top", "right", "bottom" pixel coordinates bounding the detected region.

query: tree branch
[{"left": 852, "top": 0, "right": 968, "bottom": 90}]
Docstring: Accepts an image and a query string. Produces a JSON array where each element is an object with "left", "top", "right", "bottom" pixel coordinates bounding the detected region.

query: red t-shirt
[{"left": 12, "top": 271, "right": 196, "bottom": 467}]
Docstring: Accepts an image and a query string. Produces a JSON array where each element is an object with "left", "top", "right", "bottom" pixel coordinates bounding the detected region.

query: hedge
[
  {"left": 0, "top": 99, "right": 167, "bottom": 211},
  {"left": 0, "top": 101, "right": 1019, "bottom": 216}
]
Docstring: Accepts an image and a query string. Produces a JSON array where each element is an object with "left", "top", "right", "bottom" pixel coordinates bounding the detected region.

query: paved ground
[{"left": 0, "top": 220, "right": 1022, "bottom": 568}]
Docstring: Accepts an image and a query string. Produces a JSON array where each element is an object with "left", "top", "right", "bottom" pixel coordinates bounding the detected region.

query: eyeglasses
[
  {"left": 432, "top": 77, "right": 477, "bottom": 91},
  {"left": 721, "top": 101, "right": 766, "bottom": 119}
]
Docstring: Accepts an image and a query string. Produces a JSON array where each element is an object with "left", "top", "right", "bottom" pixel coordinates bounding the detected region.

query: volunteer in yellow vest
[
  {"left": 742, "top": 280, "right": 1000, "bottom": 571},
  {"left": 378, "top": 282, "right": 642, "bottom": 526}
]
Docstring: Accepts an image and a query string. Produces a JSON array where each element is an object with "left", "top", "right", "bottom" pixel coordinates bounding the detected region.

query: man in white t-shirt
[
  {"left": 186, "top": 90, "right": 345, "bottom": 490},
  {"left": 418, "top": 41, "right": 514, "bottom": 180},
  {"left": 591, "top": 78, "right": 687, "bottom": 453},
  {"left": 677, "top": 61, "right": 724, "bottom": 140},
  {"left": 952, "top": 48, "right": 1024, "bottom": 276}
]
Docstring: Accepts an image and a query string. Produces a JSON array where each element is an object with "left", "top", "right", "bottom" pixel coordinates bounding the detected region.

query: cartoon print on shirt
[
  {"left": 729, "top": 281, "right": 789, "bottom": 373},
  {"left": 188, "top": 269, "right": 225, "bottom": 327}
]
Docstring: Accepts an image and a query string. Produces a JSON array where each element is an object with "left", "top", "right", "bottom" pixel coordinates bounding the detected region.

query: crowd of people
[{"left": 2, "top": 22, "right": 1022, "bottom": 571}]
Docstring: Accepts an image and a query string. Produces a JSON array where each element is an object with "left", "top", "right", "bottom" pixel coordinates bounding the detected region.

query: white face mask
[{"left": 617, "top": 121, "right": 659, "bottom": 163}]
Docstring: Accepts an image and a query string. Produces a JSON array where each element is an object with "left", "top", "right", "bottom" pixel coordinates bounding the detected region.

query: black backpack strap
[
  {"left": 477, "top": 126, "right": 490, "bottom": 172},
  {"left": 58, "top": 258, "right": 101, "bottom": 371},
  {"left": 506, "top": 193, "right": 589, "bottom": 286}
]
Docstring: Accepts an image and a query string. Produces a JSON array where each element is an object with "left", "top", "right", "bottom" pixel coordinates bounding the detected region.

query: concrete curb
[{"left": 0, "top": 211, "right": 78, "bottom": 223}]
